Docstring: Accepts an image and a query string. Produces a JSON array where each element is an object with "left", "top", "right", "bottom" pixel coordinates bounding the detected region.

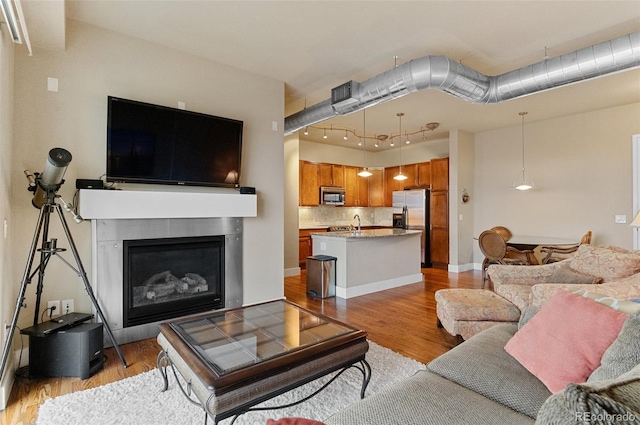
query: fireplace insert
[{"left": 123, "top": 235, "right": 224, "bottom": 327}]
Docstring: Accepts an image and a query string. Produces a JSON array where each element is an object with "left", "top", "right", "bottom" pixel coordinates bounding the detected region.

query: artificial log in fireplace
[{"left": 123, "top": 236, "right": 224, "bottom": 327}]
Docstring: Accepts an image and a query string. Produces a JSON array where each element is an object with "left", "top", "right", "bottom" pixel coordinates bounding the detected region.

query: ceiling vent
[
  {"left": 331, "top": 81, "right": 361, "bottom": 109},
  {"left": 285, "top": 31, "right": 640, "bottom": 135}
]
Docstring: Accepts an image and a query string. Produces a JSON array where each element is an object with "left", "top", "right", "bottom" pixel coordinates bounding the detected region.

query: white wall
[
  {"left": 0, "top": 24, "right": 15, "bottom": 410},
  {"left": 472, "top": 103, "right": 640, "bottom": 264},
  {"left": 9, "top": 19, "right": 284, "bottom": 331}
]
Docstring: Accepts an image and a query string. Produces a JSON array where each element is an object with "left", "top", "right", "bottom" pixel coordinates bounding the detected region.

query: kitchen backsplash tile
[{"left": 299, "top": 206, "right": 393, "bottom": 229}]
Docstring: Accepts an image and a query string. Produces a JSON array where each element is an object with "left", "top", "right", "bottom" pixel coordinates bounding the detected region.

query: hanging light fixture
[
  {"left": 513, "top": 111, "right": 534, "bottom": 190},
  {"left": 303, "top": 127, "right": 309, "bottom": 136},
  {"left": 343, "top": 129, "right": 348, "bottom": 140},
  {"left": 358, "top": 109, "right": 372, "bottom": 177},
  {"left": 394, "top": 113, "right": 408, "bottom": 181},
  {"left": 323, "top": 128, "right": 327, "bottom": 139}
]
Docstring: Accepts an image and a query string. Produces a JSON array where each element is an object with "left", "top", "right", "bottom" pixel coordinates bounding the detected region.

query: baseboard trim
[
  {"left": 448, "top": 263, "right": 475, "bottom": 273},
  {"left": 0, "top": 348, "right": 23, "bottom": 411},
  {"left": 284, "top": 267, "right": 301, "bottom": 277}
]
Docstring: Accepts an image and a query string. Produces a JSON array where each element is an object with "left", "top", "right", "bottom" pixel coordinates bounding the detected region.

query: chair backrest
[
  {"left": 490, "top": 226, "right": 512, "bottom": 242},
  {"left": 580, "top": 231, "right": 592, "bottom": 245},
  {"left": 478, "top": 230, "right": 507, "bottom": 261}
]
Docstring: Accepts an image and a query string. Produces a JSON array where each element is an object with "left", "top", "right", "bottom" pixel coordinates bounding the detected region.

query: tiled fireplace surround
[{"left": 78, "top": 189, "right": 257, "bottom": 345}]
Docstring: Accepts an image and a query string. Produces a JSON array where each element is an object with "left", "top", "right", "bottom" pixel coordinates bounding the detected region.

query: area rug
[{"left": 36, "top": 342, "right": 424, "bottom": 425}]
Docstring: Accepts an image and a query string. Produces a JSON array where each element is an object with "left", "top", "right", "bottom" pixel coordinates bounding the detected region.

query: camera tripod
[{"left": 0, "top": 196, "right": 128, "bottom": 381}]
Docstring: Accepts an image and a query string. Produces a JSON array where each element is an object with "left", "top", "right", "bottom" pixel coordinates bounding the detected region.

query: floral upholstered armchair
[{"left": 487, "top": 244, "right": 640, "bottom": 312}]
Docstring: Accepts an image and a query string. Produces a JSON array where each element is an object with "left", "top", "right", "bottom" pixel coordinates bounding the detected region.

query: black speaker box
[
  {"left": 239, "top": 186, "right": 256, "bottom": 194},
  {"left": 76, "top": 179, "right": 104, "bottom": 189},
  {"left": 29, "top": 323, "right": 104, "bottom": 379}
]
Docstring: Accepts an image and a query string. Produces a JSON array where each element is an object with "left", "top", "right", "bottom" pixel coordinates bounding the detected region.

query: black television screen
[{"left": 106, "top": 96, "right": 243, "bottom": 188}]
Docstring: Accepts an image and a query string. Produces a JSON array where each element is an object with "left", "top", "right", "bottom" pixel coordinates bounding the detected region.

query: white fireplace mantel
[{"left": 78, "top": 189, "right": 257, "bottom": 219}]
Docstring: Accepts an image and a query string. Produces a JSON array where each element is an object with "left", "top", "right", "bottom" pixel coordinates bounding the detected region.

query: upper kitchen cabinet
[
  {"left": 400, "top": 163, "right": 419, "bottom": 187},
  {"left": 417, "top": 161, "right": 431, "bottom": 187},
  {"left": 344, "top": 166, "right": 369, "bottom": 207},
  {"left": 368, "top": 169, "right": 385, "bottom": 207},
  {"left": 384, "top": 166, "right": 404, "bottom": 206},
  {"left": 319, "top": 163, "right": 344, "bottom": 187},
  {"left": 431, "top": 158, "right": 449, "bottom": 191},
  {"left": 299, "top": 160, "right": 320, "bottom": 206}
]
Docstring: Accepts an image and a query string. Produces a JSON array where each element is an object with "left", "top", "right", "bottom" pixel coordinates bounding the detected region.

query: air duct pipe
[{"left": 285, "top": 31, "right": 640, "bottom": 135}]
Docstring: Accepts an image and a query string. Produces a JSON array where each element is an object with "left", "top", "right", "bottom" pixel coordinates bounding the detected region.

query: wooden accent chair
[
  {"left": 479, "top": 229, "right": 536, "bottom": 288},
  {"left": 490, "top": 226, "right": 513, "bottom": 242},
  {"left": 540, "top": 231, "right": 592, "bottom": 264}
]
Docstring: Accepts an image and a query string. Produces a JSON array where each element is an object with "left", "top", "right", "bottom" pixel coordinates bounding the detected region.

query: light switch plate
[{"left": 615, "top": 214, "right": 627, "bottom": 224}]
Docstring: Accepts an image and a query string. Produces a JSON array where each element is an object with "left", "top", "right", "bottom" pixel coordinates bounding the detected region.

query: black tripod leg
[
  {"left": 0, "top": 207, "right": 47, "bottom": 381},
  {"left": 32, "top": 204, "right": 53, "bottom": 326},
  {"left": 55, "top": 205, "right": 128, "bottom": 368}
]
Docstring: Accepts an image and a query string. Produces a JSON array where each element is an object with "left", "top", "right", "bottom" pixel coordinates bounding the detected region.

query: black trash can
[{"left": 306, "top": 255, "right": 337, "bottom": 299}]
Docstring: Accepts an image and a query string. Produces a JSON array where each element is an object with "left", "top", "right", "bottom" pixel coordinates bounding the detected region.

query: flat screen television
[{"left": 106, "top": 96, "right": 243, "bottom": 188}]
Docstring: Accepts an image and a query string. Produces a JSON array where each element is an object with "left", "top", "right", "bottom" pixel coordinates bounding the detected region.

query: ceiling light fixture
[
  {"left": 323, "top": 128, "right": 327, "bottom": 139},
  {"left": 303, "top": 127, "right": 309, "bottom": 136},
  {"left": 405, "top": 131, "right": 410, "bottom": 144},
  {"left": 394, "top": 113, "right": 408, "bottom": 181},
  {"left": 513, "top": 111, "right": 534, "bottom": 191},
  {"left": 343, "top": 129, "right": 348, "bottom": 140},
  {"left": 358, "top": 110, "right": 372, "bottom": 177}
]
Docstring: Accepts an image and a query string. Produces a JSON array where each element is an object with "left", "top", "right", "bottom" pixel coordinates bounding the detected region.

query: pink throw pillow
[
  {"left": 266, "top": 419, "right": 325, "bottom": 425},
  {"left": 504, "top": 290, "right": 627, "bottom": 393}
]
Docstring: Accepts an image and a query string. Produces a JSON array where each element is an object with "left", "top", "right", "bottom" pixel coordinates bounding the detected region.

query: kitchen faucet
[{"left": 353, "top": 214, "right": 361, "bottom": 234}]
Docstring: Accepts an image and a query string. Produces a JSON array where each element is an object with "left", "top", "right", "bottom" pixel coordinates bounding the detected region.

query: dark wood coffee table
[{"left": 156, "top": 299, "right": 370, "bottom": 424}]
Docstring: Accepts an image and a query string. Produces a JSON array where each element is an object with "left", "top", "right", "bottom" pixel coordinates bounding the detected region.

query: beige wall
[
  {"left": 449, "top": 130, "right": 475, "bottom": 270},
  {"left": 8, "top": 19, "right": 284, "bottom": 332},
  {"left": 472, "top": 102, "right": 640, "bottom": 264}
]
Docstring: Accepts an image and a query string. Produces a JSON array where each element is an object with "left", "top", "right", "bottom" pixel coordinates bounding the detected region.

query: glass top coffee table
[{"left": 157, "top": 299, "right": 370, "bottom": 424}]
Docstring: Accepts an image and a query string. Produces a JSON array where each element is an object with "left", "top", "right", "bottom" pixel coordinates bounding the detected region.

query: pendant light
[
  {"left": 394, "top": 112, "right": 408, "bottom": 181},
  {"left": 358, "top": 109, "right": 372, "bottom": 177},
  {"left": 513, "top": 111, "right": 534, "bottom": 190}
]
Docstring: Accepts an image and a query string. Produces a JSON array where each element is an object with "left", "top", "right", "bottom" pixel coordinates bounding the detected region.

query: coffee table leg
[
  {"left": 228, "top": 358, "right": 372, "bottom": 424},
  {"left": 354, "top": 359, "right": 372, "bottom": 399},
  {"left": 157, "top": 350, "right": 170, "bottom": 391}
]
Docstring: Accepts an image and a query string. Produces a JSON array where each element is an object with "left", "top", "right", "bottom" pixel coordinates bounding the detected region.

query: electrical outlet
[
  {"left": 47, "top": 300, "right": 60, "bottom": 317},
  {"left": 62, "top": 299, "right": 74, "bottom": 315}
]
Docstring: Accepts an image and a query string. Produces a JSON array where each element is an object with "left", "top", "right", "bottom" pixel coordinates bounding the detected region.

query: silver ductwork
[{"left": 285, "top": 31, "right": 640, "bottom": 135}]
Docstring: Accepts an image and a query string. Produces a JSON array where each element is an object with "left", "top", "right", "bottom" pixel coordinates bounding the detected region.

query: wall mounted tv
[{"left": 106, "top": 96, "right": 243, "bottom": 188}]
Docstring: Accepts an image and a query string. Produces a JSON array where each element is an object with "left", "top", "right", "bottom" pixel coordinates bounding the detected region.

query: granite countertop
[{"left": 311, "top": 229, "right": 422, "bottom": 238}]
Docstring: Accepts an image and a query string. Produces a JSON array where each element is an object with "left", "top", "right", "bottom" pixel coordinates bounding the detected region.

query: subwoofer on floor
[{"left": 29, "top": 323, "right": 104, "bottom": 379}]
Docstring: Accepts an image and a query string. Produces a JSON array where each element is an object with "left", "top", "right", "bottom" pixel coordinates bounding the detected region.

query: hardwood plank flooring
[{"left": 1, "top": 268, "right": 482, "bottom": 424}]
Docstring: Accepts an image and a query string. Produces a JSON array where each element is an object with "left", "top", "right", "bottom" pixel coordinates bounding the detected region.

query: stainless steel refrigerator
[{"left": 392, "top": 189, "right": 431, "bottom": 268}]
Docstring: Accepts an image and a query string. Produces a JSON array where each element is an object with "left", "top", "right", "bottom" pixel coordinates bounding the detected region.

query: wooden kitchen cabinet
[
  {"left": 299, "top": 228, "right": 327, "bottom": 269},
  {"left": 384, "top": 166, "right": 404, "bottom": 206},
  {"left": 299, "top": 161, "right": 320, "bottom": 206},
  {"left": 417, "top": 161, "right": 431, "bottom": 186},
  {"left": 319, "top": 163, "right": 344, "bottom": 187},
  {"left": 299, "top": 235, "right": 311, "bottom": 268},
  {"left": 344, "top": 166, "right": 369, "bottom": 206},
  {"left": 368, "top": 169, "right": 385, "bottom": 207},
  {"left": 431, "top": 158, "right": 449, "bottom": 191},
  {"left": 429, "top": 158, "right": 449, "bottom": 269},
  {"left": 401, "top": 163, "right": 419, "bottom": 187}
]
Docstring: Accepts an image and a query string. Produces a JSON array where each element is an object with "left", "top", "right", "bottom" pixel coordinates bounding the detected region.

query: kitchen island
[{"left": 311, "top": 229, "right": 423, "bottom": 299}]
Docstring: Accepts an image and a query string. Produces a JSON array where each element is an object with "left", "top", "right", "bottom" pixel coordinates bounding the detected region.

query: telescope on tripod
[{"left": 0, "top": 148, "right": 127, "bottom": 382}]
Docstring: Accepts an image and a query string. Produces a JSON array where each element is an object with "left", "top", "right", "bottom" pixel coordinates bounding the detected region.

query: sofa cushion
[
  {"left": 571, "top": 290, "right": 640, "bottom": 314},
  {"left": 325, "top": 370, "right": 535, "bottom": 425},
  {"left": 494, "top": 283, "right": 532, "bottom": 311},
  {"left": 534, "top": 364, "right": 640, "bottom": 425},
  {"left": 569, "top": 245, "right": 640, "bottom": 282},
  {"left": 588, "top": 311, "right": 640, "bottom": 383},
  {"left": 428, "top": 323, "right": 550, "bottom": 418},
  {"left": 546, "top": 265, "right": 602, "bottom": 284},
  {"left": 504, "top": 291, "right": 627, "bottom": 393}
]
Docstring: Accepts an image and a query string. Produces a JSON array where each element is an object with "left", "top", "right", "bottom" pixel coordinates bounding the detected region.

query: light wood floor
[{"left": 1, "top": 267, "right": 482, "bottom": 425}]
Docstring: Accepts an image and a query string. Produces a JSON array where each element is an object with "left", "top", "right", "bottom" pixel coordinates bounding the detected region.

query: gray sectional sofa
[{"left": 325, "top": 321, "right": 640, "bottom": 425}]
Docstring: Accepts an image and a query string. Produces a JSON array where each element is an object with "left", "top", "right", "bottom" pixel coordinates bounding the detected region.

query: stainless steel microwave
[{"left": 320, "top": 186, "right": 345, "bottom": 205}]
